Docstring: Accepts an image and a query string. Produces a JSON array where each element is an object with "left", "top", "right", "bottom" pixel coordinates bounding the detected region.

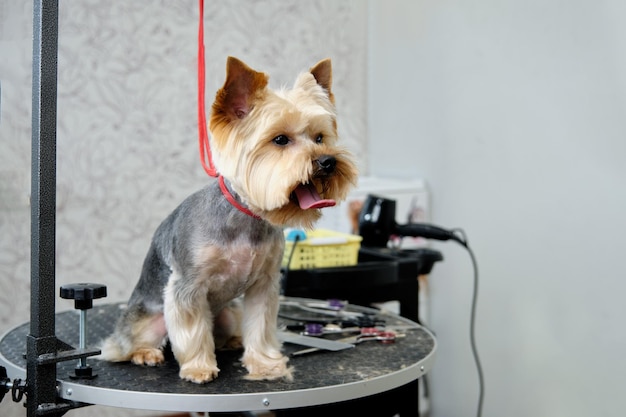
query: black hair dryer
[
  {"left": 358, "top": 195, "right": 397, "bottom": 247},
  {"left": 358, "top": 194, "right": 459, "bottom": 247}
]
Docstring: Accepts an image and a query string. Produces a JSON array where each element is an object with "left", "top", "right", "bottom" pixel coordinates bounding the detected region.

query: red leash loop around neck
[
  {"left": 219, "top": 176, "right": 261, "bottom": 219},
  {"left": 198, "top": 0, "right": 218, "bottom": 177}
]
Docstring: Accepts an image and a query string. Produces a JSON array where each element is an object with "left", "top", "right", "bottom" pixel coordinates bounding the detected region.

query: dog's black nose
[{"left": 317, "top": 155, "right": 336, "bottom": 174}]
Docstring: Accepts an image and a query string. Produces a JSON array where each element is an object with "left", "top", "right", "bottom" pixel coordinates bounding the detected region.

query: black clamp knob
[
  {"left": 1, "top": 366, "right": 26, "bottom": 405},
  {"left": 59, "top": 283, "right": 107, "bottom": 379},
  {"left": 0, "top": 366, "right": 8, "bottom": 403},
  {"left": 60, "top": 283, "right": 107, "bottom": 310}
]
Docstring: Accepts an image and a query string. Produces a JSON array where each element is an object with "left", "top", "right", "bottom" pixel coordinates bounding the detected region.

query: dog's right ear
[
  {"left": 310, "top": 58, "right": 334, "bottom": 104},
  {"left": 213, "top": 57, "right": 269, "bottom": 120},
  {"left": 310, "top": 59, "right": 332, "bottom": 94}
]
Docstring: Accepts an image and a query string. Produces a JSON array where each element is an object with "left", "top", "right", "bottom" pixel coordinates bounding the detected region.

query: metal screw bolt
[
  {"left": 262, "top": 398, "right": 270, "bottom": 407},
  {"left": 66, "top": 388, "right": 72, "bottom": 396}
]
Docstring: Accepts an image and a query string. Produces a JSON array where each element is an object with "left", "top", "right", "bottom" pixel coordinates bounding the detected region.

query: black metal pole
[{"left": 28, "top": 1, "right": 60, "bottom": 416}]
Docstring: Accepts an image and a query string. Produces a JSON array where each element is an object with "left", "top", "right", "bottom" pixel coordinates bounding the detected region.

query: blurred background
[{"left": 2, "top": 1, "right": 625, "bottom": 416}]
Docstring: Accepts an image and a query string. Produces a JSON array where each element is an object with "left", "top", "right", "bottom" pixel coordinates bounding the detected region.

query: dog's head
[{"left": 209, "top": 57, "right": 358, "bottom": 228}]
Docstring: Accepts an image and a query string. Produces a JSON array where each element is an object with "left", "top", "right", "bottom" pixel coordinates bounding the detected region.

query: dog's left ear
[
  {"left": 214, "top": 57, "right": 269, "bottom": 121},
  {"left": 310, "top": 59, "right": 333, "bottom": 96}
]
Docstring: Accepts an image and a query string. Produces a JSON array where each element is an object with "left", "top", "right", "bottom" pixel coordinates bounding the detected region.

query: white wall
[{"left": 369, "top": 1, "right": 626, "bottom": 416}]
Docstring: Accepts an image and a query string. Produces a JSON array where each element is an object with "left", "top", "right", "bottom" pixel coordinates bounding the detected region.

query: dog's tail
[{"left": 97, "top": 335, "right": 131, "bottom": 362}]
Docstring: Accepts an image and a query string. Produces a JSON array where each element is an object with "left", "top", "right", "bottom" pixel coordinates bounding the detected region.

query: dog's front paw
[
  {"left": 243, "top": 354, "right": 293, "bottom": 381},
  {"left": 179, "top": 365, "right": 220, "bottom": 384},
  {"left": 130, "top": 348, "right": 164, "bottom": 366}
]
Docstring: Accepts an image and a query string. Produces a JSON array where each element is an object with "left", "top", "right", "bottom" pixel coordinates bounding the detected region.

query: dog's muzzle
[{"left": 289, "top": 155, "right": 339, "bottom": 210}]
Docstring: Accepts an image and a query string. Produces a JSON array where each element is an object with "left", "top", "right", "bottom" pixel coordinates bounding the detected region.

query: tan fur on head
[{"left": 209, "top": 57, "right": 358, "bottom": 229}]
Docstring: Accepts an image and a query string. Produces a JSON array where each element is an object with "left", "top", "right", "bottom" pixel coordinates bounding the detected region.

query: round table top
[{"left": 0, "top": 297, "right": 436, "bottom": 412}]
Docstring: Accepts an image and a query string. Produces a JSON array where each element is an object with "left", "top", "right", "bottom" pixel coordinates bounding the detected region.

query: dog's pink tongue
[{"left": 295, "top": 184, "right": 336, "bottom": 209}]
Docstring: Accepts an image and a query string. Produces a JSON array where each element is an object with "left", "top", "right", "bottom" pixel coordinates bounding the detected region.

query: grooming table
[{"left": 0, "top": 297, "right": 435, "bottom": 413}]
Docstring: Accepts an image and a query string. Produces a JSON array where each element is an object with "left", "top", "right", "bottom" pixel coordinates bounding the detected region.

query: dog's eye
[
  {"left": 315, "top": 134, "right": 323, "bottom": 144},
  {"left": 273, "top": 135, "right": 290, "bottom": 146}
]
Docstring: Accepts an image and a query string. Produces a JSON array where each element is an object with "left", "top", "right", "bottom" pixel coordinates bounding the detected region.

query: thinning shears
[{"left": 290, "top": 327, "right": 399, "bottom": 357}]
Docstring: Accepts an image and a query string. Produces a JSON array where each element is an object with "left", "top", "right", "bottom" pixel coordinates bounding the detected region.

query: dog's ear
[
  {"left": 310, "top": 59, "right": 332, "bottom": 94},
  {"left": 215, "top": 57, "right": 269, "bottom": 120}
]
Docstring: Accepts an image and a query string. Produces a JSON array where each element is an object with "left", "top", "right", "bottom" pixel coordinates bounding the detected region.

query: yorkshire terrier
[{"left": 100, "top": 57, "right": 358, "bottom": 383}]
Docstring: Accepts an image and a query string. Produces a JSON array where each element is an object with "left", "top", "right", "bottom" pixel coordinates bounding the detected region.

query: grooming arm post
[{"left": 28, "top": 1, "right": 65, "bottom": 415}]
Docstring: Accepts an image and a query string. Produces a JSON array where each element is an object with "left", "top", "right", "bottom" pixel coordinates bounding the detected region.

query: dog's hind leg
[
  {"left": 99, "top": 303, "right": 167, "bottom": 366},
  {"left": 213, "top": 299, "right": 244, "bottom": 350}
]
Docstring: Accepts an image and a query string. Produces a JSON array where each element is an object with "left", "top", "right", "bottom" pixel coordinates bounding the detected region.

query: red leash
[
  {"left": 197, "top": 1, "right": 259, "bottom": 219},
  {"left": 198, "top": 0, "right": 218, "bottom": 177}
]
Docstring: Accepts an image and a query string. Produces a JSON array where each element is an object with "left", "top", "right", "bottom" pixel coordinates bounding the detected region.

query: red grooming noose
[
  {"left": 197, "top": 0, "right": 260, "bottom": 219},
  {"left": 198, "top": 0, "right": 218, "bottom": 178}
]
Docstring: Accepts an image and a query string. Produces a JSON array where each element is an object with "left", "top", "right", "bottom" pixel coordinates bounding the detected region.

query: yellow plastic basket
[{"left": 282, "top": 229, "right": 362, "bottom": 270}]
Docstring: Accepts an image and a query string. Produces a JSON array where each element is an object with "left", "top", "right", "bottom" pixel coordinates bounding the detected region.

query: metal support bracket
[{"left": 23, "top": 1, "right": 95, "bottom": 415}]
